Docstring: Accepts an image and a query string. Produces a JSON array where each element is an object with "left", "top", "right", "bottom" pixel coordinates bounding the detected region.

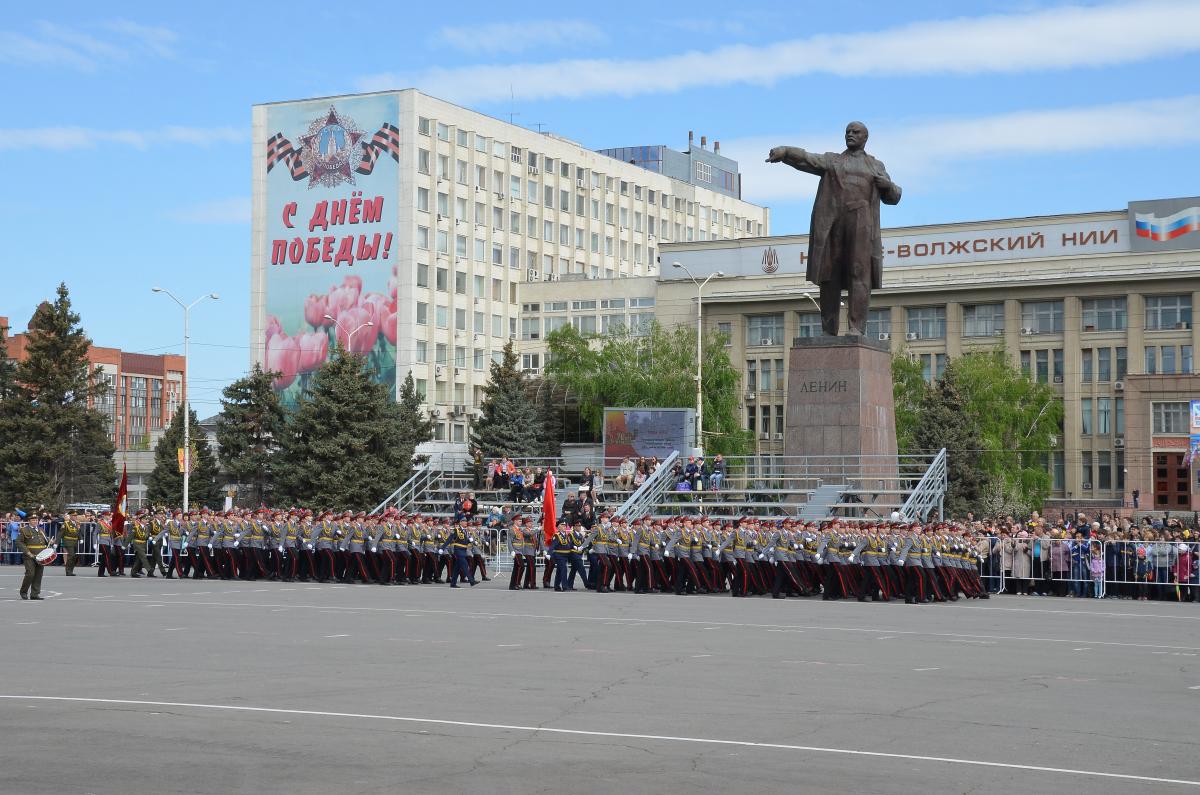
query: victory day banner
[{"left": 263, "top": 94, "right": 400, "bottom": 400}]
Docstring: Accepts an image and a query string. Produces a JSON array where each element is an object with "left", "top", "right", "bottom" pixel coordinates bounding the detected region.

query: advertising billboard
[
  {"left": 261, "top": 94, "right": 399, "bottom": 400},
  {"left": 602, "top": 408, "right": 696, "bottom": 471}
]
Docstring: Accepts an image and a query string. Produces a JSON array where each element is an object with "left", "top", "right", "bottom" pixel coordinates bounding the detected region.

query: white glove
[
  {"left": 512, "top": 552, "right": 518, "bottom": 559},
  {"left": 815, "top": 556, "right": 823, "bottom": 564},
  {"left": 627, "top": 554, "right": 633, "bottom": 560},
  {"left": 278, "top": 545, "right": 284, "bottom": 553},
  {"left": 233, "top": 541, "right": 240, "bottom": 548},
  {"left": 898, "top": 559, "right": 905, "bottom": 566},
  {"left": 757, "top": 554, "right": 765, "bottom": 561},
  {"left": 848, "top": 554, "right": 855, "bottom": 563},
  {"left": 371, "top": 547, "right": 377, "bottom": 553},
  {"left": 306, "top": 544, "right": 314, "bottom": 551},
  {"left": 207, "top": 544, "right": 213, "bottom": 551}
]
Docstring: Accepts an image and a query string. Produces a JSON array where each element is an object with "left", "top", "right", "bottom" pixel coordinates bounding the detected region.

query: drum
[{"left": 35, "top": 547, "right": 58, "bottom": 565}]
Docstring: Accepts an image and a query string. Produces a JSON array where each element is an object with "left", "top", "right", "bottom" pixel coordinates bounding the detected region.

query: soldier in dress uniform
[
  {"left": 445, "top": 520, "right": 477, "bottom": 587},
  {"left": 161, "top": 510, "right": 187, "bottom": 579},
  {"left": 60, "top": 511, "right": 81, "bottom": 576},
  {"left": 508, "top": 517, "right": 534, "bottom": 590},
  {"left": 127, "top": 513, "right": 152, "bottom": 578},
  {"left": 95, "top": 511, "right": 114, "bottom": 576},
  {"left": 148, "top": 509, "right": 167, "bottom": 576},
  {"left": 17, "top": 518, "right": 51, "bottom": 600}
]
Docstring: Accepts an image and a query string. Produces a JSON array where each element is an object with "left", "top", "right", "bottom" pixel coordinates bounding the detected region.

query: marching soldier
[
  {"left": 127, "top": 514, "right": 152, "bottom": 578},
  {"left": 149, "top": 510, "right": 168, "bottom": 576},
  {"left": 17, "top": 518, "right": 51, "bottom": 600},
  {"left": 60, "top": 511, "right": 81, "bottom": 576}
]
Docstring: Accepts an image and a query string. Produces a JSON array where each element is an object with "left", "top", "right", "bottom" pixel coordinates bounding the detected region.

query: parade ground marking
[{"left": 2, "top": 695, "right": 1198, "bottom": 790}]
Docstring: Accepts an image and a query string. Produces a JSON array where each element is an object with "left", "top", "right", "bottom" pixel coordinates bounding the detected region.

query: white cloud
[
  {"left": 0, "top": 19, "right": 176, "bottom": 70},
  {"left": 168, "top": 197, "right": 251, "bottom": 225},
  {"left": 724, "top": 96, "right": 1200, "bottom": 202},
  {"left": 431, "top": 19, "right": 606, "bottom": 55},
  {"left": 0, "top": 126, "right": 245, "bottom": 151},
  {"left": 359, "top": 1, "right": 1200, "bottom": 103}
]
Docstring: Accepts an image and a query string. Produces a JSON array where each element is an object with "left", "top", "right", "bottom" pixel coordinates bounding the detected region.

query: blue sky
[{"left": 3, "top": 1, "right": 1199, "bottom": 414}]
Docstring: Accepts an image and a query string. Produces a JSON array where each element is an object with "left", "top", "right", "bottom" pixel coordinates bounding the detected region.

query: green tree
[
  {"left": 944, "top": 350, "right": 1061, "bottom": 513},
  {"left": 276, "top": 347, "right": 415, "bottom": 511},
  {"left": 148, "top": 406, "right": 222, "bottom": 509},
  {"left": 544, "top": 322, "right": 751, "bottom": 456},
  {"left": 891, "top": 351, "right": 927, "bottom": 455},
  {"left": 396, "top": 370, "right": 435, "bottom": 463},
  {"left": 470, "top": 340, "right": 544, "bottom": 458},
  {"left": 216, "top": 364, "right": 286, "bottom": 506},
  {"left": 912, "top": 370, "right": 987, "bottom": 518},
  {"left": 0, "top": 284, "right": 115, "bottom": 510},
  {"left": 534, "top": 379, "right": 564, "bottom": 458}
]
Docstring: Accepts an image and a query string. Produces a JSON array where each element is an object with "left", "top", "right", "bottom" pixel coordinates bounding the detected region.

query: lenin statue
[{"left": 767, "top": 122, "right": 901, "bottom": 337}]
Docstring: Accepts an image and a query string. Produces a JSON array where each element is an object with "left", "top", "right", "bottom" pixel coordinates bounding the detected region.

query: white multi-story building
[{"left": 251, "top": 89, "right": 769, "bottom": 447}]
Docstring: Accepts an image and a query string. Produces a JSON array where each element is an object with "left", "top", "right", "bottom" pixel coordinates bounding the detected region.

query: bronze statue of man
[{"left": 767, "top": 122, "right": 901, "bottom": 337}]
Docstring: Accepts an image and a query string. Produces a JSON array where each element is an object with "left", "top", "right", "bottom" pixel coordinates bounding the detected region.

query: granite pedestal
[{"left": 784, "top": 336, "right": 898, "bottom": 483}]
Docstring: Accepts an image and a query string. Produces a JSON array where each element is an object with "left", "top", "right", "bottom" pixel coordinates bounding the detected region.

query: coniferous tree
[
  {"left": 470, "top": 341, "right": 544, "bottom": 458},
  {"left": 276, "top": 347, "right": 414, "bottom": 511},
  {"left": 395, "top": 370, "right": 434, "bottom": 464},
  {"left": 534, "top": 379, "right": 563, "bottom": 458},
  {"left": 0, "top": 284, "right": 115, "bottom": 510},
  {"left": 148, "top": 406, "right": 221, "bottom": 509},
  {"left": 216, "top": 364, "right": 286, "bottom": 507},
  {"left": 912, "top": 370, "right": 986, "bottom": 519}
]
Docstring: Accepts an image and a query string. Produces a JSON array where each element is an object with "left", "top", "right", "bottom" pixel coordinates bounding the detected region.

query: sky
[{"left": 3, "top": 0, "right": 1199, "bottom": 416}]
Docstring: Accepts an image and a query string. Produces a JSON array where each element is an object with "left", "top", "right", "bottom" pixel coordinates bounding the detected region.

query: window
[
  {"left": 601, "top": 314, "right": 625, "bottom": 335},
  {"left": 747, "top": 405, "right": 756, "bottom": 432},
  {"left": 796, "top": 311, "right": 821, "bottom": 338},
  {"left": 521, "top": 317, "right": 540, "bottom": 340},
  {"left": 417, "top": 226, "right": 429, "bottom": 249},
  {"left": 492, "top": 314, "right": 503, "bottom": 337},
  {"left": 1098, "top": 451, "right": 1112, "bottom": 491},
  {"left": 962, "top": 303, "right": 1004, "bottom": 337},
  {"left": 920, "top": 353, "right": 947, "bottom": 383},
  {"left": 418, "top": 117, "right": 430, "bottom": 135},
  {"left": 695, "top": 162, "right": 712, "bottom": 183},
  {"left": 1097, "top": 397, "right": 1112, "bottom": 435},
  {"left": 1081, "top": 349, "right": 1092, "bottom": 382},
  {"left": 455, "top": 309, "right": 467, "bottom": 331},
  {"left": 455, "top": 346, "right": 466, "bottom": 367},
  {"left": 1115, "top": 397, "right": 1125, "bottom": 435},
  {"left": 435, "top": 344, "right": 448, "bottom": 365},
  {"left": 1145, "top": 295, "right": 1191, "bottom": 330},
  {"left": 716, "top": 321, "right": 732, "bottom": 344},
  {"left": 436, "top": 122, "right": 449, "bottom": 141},
  {"left": 1097, "top": 348, "right": 1112, "bottom": 381},
  {"left": 866, "top": 309, "right": 891, "bottom": 339},
  {"left": 1053, "top": 451, "right": 1065, "bottom": 491},
  {"left": 416, "top": 302, "right": 428, "bottom": 325},
  {"left": 1053, "top": 349, "right": 1064, "bottom": 381},
  {"left": 455, "top": 271, "right": 467, "bottom": 294},
  {"left": 1035, "top": 350, "right": 1049, "bottom": 383},
  {"left": 760, "top": 405, "right": 771, "bottom": 436},
  {"left": 415, "top": 379, "right": 427, "bottom": 400},
  {"left": 745, "top": 361, "right": 757, "bottom": 391},
  {"left": 474, "top": 349, "right": 485, "bottom": 370},
  {"left": 418, "top": 148, "right": 430, "bottom": 174},
  {"left": 545, "top": 301, "right": 567, "bottom": 312},
  {"left": 907, "top": 306, "right": 946, "bottom": 339},
  {"left": 544, "top": 316, "right": 568, "bottom": 335},
  {"left": 1116, "top": 347, "right": 1127, "bottom": 379},
  {"left": 1162, "top": 345, "right": 1177, "bottom": 374},
  {"left": 1081, "top": 452, "right": 1092, "bottom": 489},
  {"left": 417, "top": 187, "right": 429, "bottom": 212},
  {"left": 1153, "top": 402, "right": 1188, "bottom": 434},
  {"left": 435, "top": 306, "right": 448, "bottom": 328},
  {"left": 1145, "top": 346, "right": 1157, "bottom": 374},
  {"left": 521, "top": 353, "right": 541, "bottom": 372},
  {"left": 1081, "top": 297, "right": 1127, "bottom": 331},
  {"left": 474, "top": 311, "right": 484, "bottom": 334},
  {"left": 1080, "top": 397, "right": 1093, "bottom": 435},
  {"left": 760, "top": 359, "right": 774, "bottom": 391},
  {"left": 436, "top": 267, "right": 447, "bottom": 292},
  {"left": 572, "top": 315, "right": 597, "bottom": 335},
  {"left": 417, "top": 263, "right": 429, "bottom": 288},
  {"left": 746, "top": 314, "right": 785, "bottom": 346},
  {"left": 1020, "top": 300, "right": 1063, "bottom": 334},
  {"left": 1184, "top": 345, "right": 1194, "bottom": 373}
]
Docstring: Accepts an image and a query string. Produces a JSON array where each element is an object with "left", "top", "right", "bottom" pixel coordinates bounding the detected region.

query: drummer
[{"left": 16, "top": 515, "right": 51, "bottom": 600}]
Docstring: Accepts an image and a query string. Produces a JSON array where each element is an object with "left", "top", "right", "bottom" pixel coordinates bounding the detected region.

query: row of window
[
  {"left": 416, "top": 224, "right": 658, "bottom": 270},
  {"left": 520, "top": 312, "right": 657, "bottom": 339},
  {"left": 1080, "top": 397, "right": 1125, "bottom": 436},
  {"left": 415, "top": 303, "right": 515, "bottom": 337}
]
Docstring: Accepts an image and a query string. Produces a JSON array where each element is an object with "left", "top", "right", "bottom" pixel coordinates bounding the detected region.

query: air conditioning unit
[
  {"left": 436, "top": 214, "right": 445, "bottom": 222},
  {"left": 454, "top": 367, "right": 462, "bottom": 377},
  {"left": 759, "top": 432, "right": 770, "bottom": 440},
  {"left": 527, "top": 269, "right": 539, "bottom": 283},
  {"left": 878, "top": 332, "right": 891, "bottom": 341},
  {"left": 1020, "top": 327, "right": 1035, "bottom": 335},
  {"left": 1115, "top": 437, "right": 1125, "bottom": 448},
  {"left": 576, "top": 179, "right": 585, "bottom": 188},
  {"left": 1176, "top": 321, "right": 1191, "bottom": 329},
  {"left": 759, "top": 337, "right": 773, "bottom": 346},
  {"left": 453, "top": 404, "right": 466, "bottom": 416},
  {"left": 429, "top": 408, "right": 442, "bottom": 418},
  {"left": 493, "top": 191, "right": 503, "bottom": 199},
  {"left": 1082, "top": 481, "right": 1093, "bottom": 490},
  {"left": 744, "top": 392, "right": 756, "bottom": 401},
  {"left": 1114, "top": 381, "right": 1124, "bottom": 391},
  {"left": 1053, "top": 374, "right": 1063, "bottom": 383},
  {"left": 774, "top": 433, "right": 784, "bottom": 441},
  {"left": 434, "top": 365, "right": 445, "bottom": 379},
  {"left": 992, "top": 329, "right": 1004, "bottom": 337},
  {"left": 528, "top": 166, "right": 539, "bottom": 175},
  {"left": 905, "top": 331, "right": 919, "bottom": 341},
  {"left": 471, "top": 409, "right": 484, "bottom": 420}
]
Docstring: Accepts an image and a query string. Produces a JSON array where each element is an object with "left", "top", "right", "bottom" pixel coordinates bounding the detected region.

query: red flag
[
  {"left": 112, "top": 464, "right": 128, "bottom": 538},
  {"left": 542, "top": 470, "right": 556, "bottom": 546}
]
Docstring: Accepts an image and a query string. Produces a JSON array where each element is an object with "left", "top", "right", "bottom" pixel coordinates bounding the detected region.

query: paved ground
[{"left": 2, "top": 567, "right": 1198, "bottom": 794}]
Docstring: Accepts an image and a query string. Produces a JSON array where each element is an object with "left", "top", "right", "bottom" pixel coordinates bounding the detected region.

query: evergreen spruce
[
  {"left": 147, "top": 406, "right": 221, "bottom": 509},
  {"left": 276, "top": 347, "right": 414, "bottom": 511},
  {"left": 0, "top": 284, "right": 115, "bottom": 510},
  {"left": 470, "top": 341, "right": 544, "bottom": 458},
  {"left": 534, "top": 380, "right": 563, "bottom": 458},
  {"left": 395, "top": 370, "right": 435, "bottom": 464},
  {"left": 216, "top": 364, "right": 286, "bottom": 507},
  {"left": 912, "top": 370, "right": 986, "bottom": 519}
]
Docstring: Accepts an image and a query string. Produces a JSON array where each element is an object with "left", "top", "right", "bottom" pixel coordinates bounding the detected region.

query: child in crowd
[{"left": 1089, "top": 540, "right": 1105, "bottom": 598}]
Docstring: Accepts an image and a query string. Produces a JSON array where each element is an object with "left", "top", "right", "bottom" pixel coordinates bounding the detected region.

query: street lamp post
[
  {"left": 672, "top": 262, "right": 723, "bottom": 455},
  {"left": 324, "top": 314, "right": 374, "bottom": 354},
  {"left": 151, "top": 288, "right": 219, "bottom": 514}
]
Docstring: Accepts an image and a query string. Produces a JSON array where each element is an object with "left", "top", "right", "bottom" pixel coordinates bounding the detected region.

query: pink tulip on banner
[
  {"left": 382, "top": 308, "right": 397, "bottom": 345},
  {"left": 361, "top": 292, "right": 389, "bottom": 327},
  {"left": 296, "top": 331, "right": 329, "bottom": 373},
  {"left": 336, "top": 306, "right": 378, "bottom": 354},
  {"left": 326, "top": 284, "right": 356, "bottom": 322},
  {"left": 342, "top": 274, "right": 362, "bottom": 304},
  {"left": 304, "top": 294, "right": 328, "bottom": 329},
  {"left": 265, "top": 315, "right": 283, "bottom": 344},
  {"left": 266, "top": 333, "right": 301, "bottom": 389}
]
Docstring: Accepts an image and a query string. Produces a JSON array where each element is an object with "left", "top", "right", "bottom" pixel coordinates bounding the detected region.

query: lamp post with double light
[{"left": 671, "top": 262, "right": 723, "bottom": 454}]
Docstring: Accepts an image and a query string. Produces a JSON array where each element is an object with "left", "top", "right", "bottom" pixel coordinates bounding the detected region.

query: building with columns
[{"left": 518, "top": 196, "right": 1200, "bottom": 512}]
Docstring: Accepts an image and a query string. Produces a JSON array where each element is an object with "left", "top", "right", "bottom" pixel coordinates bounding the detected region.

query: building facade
[
  {"left": 250, "top": 90, "right": 769, "bottom": 447},
  {"left": 519, "top": 197, "right": 1200, "bottom": 512}
]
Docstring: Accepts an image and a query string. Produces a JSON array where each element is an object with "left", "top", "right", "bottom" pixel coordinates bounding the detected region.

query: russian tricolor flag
[{"left": 1135, "top": 206, "right": 1200, "bottom": 242}]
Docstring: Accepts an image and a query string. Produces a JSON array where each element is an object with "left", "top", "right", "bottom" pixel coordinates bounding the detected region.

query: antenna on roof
[{"left": 508, "top": 85, "right": 520, "bottom": 126}]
